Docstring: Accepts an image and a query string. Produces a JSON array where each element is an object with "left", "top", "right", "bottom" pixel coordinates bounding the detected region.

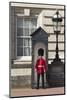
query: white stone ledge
[
  {"left": 14, "top": 61, "right": 32, "bottom": 64},
  {"left": 11, "top": 68, "right": 31, "bottom": 76},
  {"left": 10, "top": 2, "right": 64, "bottom": 9},
  {"left": 14, "top": 56, "right": 32, "bottom": 64}
]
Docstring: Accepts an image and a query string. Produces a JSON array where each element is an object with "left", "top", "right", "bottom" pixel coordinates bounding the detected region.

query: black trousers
[{"left": 37, "top": 73, "right": 44, "bottom": 88}]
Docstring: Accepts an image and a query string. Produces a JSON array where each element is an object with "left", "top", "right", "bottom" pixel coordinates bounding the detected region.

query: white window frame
[{"left": 16, "top": 16, "right": 37, "bottom": 61}]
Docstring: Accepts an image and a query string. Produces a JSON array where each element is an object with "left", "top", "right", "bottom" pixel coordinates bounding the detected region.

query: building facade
[{"left": 9, "top": 2, "right": 65, "bottom": 88}]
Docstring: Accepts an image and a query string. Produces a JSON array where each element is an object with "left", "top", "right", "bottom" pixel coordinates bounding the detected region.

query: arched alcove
[
  {"left": 33, "top": 42, "right": 47, "bottom": 87},
  {"left": 30, "top": 27, "right": 49, "bottom": 88}
]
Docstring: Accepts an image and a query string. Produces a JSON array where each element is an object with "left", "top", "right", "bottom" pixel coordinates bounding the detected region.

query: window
[{"left": 17, "top": 17, "right": 37, "bottom": 57}]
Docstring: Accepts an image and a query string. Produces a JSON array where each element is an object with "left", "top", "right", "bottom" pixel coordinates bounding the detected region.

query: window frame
[{"left": 16, "top": 16, "right": 37, "bottom": 61}]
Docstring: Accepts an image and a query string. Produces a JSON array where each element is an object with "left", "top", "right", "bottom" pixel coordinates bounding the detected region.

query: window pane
[
  {"left": 23, "top": 38, "right": 31, "bottom": 47},
  {"left": 23, "top": 18, "right": 29, "bottom": 28},
  {"left": 23, "top": 28, "right": 29, "bottom": 36},
  {"left": 17, "top": 18, "right": 23, "bottom": 28},
  {"left": 24, "top": 47, "right": 30, "bottom": 56},
  {"left": 31, "top": 28, "right": 36, "bottom": 34},
  {"left": 17, "top": 28, "right": 23, "bottom": 36},
  {"left": 29, "top": 39, "right": 31, "bottom": 46},
  {"left": 23, "top": 39, "right": 29, "bottom": 47},
  {"left": 29, "top": 47, "right": 31, "bottom": 56},
  {"left": 17, "top": 47, "right": 23, "bottom": 56},
  {"left": 31, "top": 18, "right": 37, "bottom": 28},
  {"left": 31, "top": 18, "right": 37, "bottom": 33},
  {"left": 17, "top": 38, "right": 23, "bottom": 47}
]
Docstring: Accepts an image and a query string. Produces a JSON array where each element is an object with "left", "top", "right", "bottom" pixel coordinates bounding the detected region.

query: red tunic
[{"left": 34, "top": 57, "right": 46, "bottom": 74}]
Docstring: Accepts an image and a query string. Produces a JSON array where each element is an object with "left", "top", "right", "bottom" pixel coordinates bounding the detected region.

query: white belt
[{"left": 38, "top": 65, "right": 44, "bottom": 67}]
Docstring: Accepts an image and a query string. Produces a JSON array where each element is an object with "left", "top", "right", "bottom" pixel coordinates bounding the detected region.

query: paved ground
[{"left": 11, "top": 87, "right": 64, "bottom": 97}]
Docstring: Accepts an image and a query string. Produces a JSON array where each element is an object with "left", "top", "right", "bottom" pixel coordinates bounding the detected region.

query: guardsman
[{"left": 34, "top": 48, "right": 46, "bottom": 89}]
